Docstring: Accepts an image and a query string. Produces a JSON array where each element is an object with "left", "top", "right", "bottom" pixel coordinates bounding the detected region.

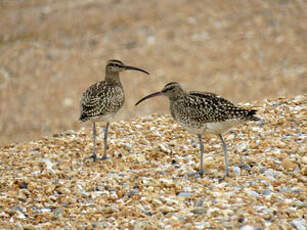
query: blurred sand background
[{"left": 0, "top": 0, "right": 306, "bottom": 145}]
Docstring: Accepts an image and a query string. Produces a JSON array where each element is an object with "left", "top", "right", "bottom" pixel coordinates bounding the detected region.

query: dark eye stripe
[
  {"left": 109, "top": 63, "right": 120, "bottom": 67},
  {"left": 165, "top": 82, "right": 178, "bottom": 87},
  {"left": 107, "top": 59, "right": 124, "bottom": 67},
  {"left": 162, "top": 86, "right": 175, "bottom": 92}
]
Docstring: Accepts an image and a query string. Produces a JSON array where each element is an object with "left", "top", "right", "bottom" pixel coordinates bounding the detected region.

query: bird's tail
[
  {"left": 247, "top": 109, "right": 260, "bottom": 121},
  {"left": 79, "top": 113, "right": 89, "bottom": 122}
]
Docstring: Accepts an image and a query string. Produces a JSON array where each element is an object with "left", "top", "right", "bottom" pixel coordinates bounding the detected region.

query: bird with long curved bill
[
  {"left": 136, "top": 82, "right": 260, "bottom": 176},
  {"left": 80, "top": 59, "right": 149, "bottom": 161}
]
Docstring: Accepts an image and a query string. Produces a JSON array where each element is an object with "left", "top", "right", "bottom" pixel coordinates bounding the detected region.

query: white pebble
[
  {"left": 240, "top": 225, "right": 254, "bottom": 230},
  {"left": 290, "top": 218, "right": 306, "bottom": 230},
  {"left": 233, "top": 166, "right": 241, "bottom": 176},
  {"left": 16, "top": 210, "right": 26, "bottom": 219},
  {"left": 236, "top": 142, "right": 249, "bottom": 152},
  {"left": 159, "top": 143, "right": 171, "bottom": 154}
]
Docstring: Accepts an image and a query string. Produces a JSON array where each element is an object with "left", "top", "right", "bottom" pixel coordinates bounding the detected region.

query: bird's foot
[
  {"left": 188, "top": 170, "right": 204, "bottom": 178},
  {"left": 85, "top": 153, "right": 109, "bottom": 162},
  {"left": 98, "top": 154, "right": 108, "bottom": 161},
  {"left": 84, "top": 153, "right": 97, "bottom": 162},
  {"left": 215, "top": 170, "right": 230, "bottom": 181},
  {"left": 240, "top": 163, "right": 251, "bottom": 171},
  {"left": 84, "top": 153, "right": 109, "bottom": 162}
]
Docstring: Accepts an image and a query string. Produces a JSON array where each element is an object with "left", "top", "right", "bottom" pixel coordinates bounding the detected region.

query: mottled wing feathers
[
  {"left": 80, "top": 81, "right": 124, "bottom": 122},
  {"left": 172, "top": 91, "right": 258, "bottom": 123},
  {"left": 246, "top": 109, "right": 260, "bottom": 121}
]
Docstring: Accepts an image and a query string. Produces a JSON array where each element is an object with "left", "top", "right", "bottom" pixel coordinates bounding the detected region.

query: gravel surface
[{"left": 0, "top": 95, "right": 306, "bottom": 229}]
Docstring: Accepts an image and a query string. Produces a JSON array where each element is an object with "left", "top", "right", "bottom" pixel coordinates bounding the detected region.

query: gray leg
[
  {"left": 198, "top": 135, "right": 204, "bottom": 175},
  {"left": 93, "top": 122, "right": 97, "bottom": 159},
  {"left": 218, "top": 134, "right": 229, "bottom": 176},
  {"left": 101, "top": 122, "right": 110, "bottom": 160},
  {"left": 86, "top": 122, "right": 97, "bottom": 161}
]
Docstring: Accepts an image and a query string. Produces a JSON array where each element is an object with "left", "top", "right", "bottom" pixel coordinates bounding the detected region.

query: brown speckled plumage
[
  {"left": 169, "top": 87, "right": 259, "bottom": 135},
  {"left": 80, "top": 81, "right": 125, "bottom": 122},
  {"left": 136, "top": 82, "right": 261, "bottom": 176},
  {"left": 80, "top": 59, "right": 149, "bottom": 161}
]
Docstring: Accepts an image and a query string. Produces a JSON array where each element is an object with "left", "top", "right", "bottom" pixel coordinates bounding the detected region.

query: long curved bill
[
  {"left": 135, "top": 91, "right": 162, "bottom": 106},
  {"left": 125, "top": 65, "right": 150, "bottom": 75}
]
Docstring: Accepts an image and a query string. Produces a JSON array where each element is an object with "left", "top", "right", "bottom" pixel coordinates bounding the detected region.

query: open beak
[
  {"left": 125, "top": 65, "right": 150, "bottom": 75},
  {"left": 135, "top": 91, "right": 162, "bottom": 106}
]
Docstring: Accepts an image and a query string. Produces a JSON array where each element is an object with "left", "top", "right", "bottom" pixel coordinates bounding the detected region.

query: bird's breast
[
  {"left": 178, "top": 119, "right": 242, "bottom": 135},
  {"left": 107, "top": 87, "right": 125, "bottom": 112}
]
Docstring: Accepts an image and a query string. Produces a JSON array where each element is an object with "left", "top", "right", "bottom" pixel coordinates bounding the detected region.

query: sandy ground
[
  {"left": 0, "top": 95, "right": 306, "bottom": 229},
  {"left": 0, "top": 0, "right": 306, "bottom": 145}
]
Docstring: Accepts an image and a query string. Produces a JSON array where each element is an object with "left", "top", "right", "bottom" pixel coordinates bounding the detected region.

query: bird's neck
[{"left": 105, "top": 70, "right": 121, "bottom": 84}]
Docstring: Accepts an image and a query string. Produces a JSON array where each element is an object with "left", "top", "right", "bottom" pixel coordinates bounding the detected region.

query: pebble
[
  {"left": 241, "top": 225, "right": 254, "bottom": 230},
  {"left": 258, "top": 166, "right": 266, "bottom": 174},
  {"left": 290, "top": 218, "right": 306, "bottom": 230},
  {"left": 236, "top": 142, "right": 249, "bottom": 152},
  {"left": 233, "top": 166, "right": 241, "bottom": 176},
  {"left": 159, "top": 143, "right": 172, "bottom": 154},
  {"left": 195, "top": 199, "right": 204, "bottom": 207},
  {"left": 263, "top": 188, "right": 271, "bottom": 196},
  {"left": 264, "top": 169, "right": 276, "bottom": 181},
  {"left": 127, "top": 189, "right": 138, "bottom": 198},
  {"left": 246, "top": 189, "right": 260, "bottom": 198},
  {"left": 256, "top": 120, "right": 265, "bottom": 126},
  {"left": 281, "top": 158, "right": 297, "bottom": 170},
  {"left": 195, "top": 221, "right": 210, "bottom": 229},
  {"left": 191, "top": 208, "right": 207, "bottom": 215},
  {"left": 280, "top": 186, "right": 290, "bottom": 193},
  {"left": 177, "top": 192, "right": 191, "bottom": 197},
  {"left": 207, "top": 207, "right": 220, "bottom": 217},
  {"left": 19, "top": 181, "right": 28, "bottom": 189},
  {"left": 241, "top": 164, "right": 252, "bottom": 171}
]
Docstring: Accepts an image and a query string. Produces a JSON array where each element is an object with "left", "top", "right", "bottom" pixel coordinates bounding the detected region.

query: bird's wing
[
  {"left": 80, "top": 81, "right": 121, "bottom": 120},
  {"left": 81, "top": 82, "right": 108, "bottom": 105},
  {"left": 176, "top": 91, "right": 250, "bottom": 123}
]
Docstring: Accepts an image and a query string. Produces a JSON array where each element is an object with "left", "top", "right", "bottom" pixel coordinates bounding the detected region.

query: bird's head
[
  {"left": 106, "top": 59, "right": 149, "bottom": 75},
  {"left": 135, "top": 82, "right": 184, "bottom": 106}
]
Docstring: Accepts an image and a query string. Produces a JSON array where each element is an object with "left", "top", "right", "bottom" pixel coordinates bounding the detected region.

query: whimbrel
[
  {"left": 80, "top": 59, "right": 149, "bottom": 161},
  {"left": 136, "top": 82, "right": 260, "bottom": 176}
]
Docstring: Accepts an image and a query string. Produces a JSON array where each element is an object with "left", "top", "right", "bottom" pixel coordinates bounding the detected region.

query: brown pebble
[{"left": 281, "top": 158, "right": 297, "bottom": 170}]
